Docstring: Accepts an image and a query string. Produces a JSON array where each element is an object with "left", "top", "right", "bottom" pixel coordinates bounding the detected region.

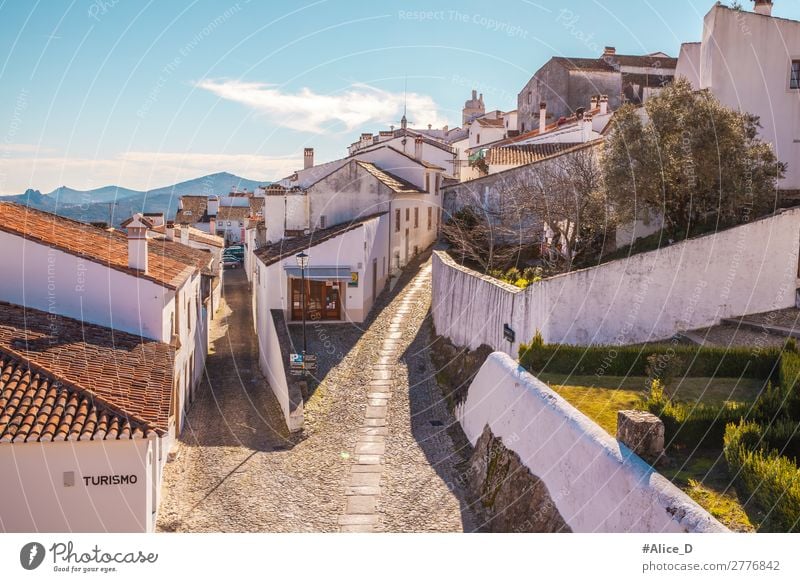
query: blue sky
[{"left": 1, "top": 0, "right": 798, "bottom": 194}]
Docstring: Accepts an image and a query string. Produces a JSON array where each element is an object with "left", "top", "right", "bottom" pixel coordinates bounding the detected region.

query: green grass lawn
[
  {"left": 538, "top": 373, "right": 765, "bottom": 434},
  {"left": 537, "top": 372, "right": 768, "bottom": 531}
]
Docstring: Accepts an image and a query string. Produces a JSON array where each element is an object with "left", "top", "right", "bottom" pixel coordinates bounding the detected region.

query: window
[
  {"left": 527, "top": 91, "right": 532, "bottom": 104},
  {"left": 435, "top": 174, "right": 440, "bottom": 195},
  {"left": 395, "top": 209, "right": 400, "bottom": 232},
  {"left": 185, "top": 210, "right": 193, "bottom": 216},
  {"left": 427, "top": 207, "right": 432, "bottom": 230},
  {"left": 792, "top": 60, "right": 800, "bottom": 89},
  {"left": 320, "top": 215, "right": 327, "bottom": 229},
  {"left": 405, "top": 208, "right": 410, "bottom": 222},
  {"left": 521, "top": 122, "right": 525, "bottom": 132},
  {"left": 414, "top": 207, "right": 419, "bottom": 228},
  {"left": 227, "top": 221, "right": 231, "bottom": 226},
  {"left": 425, "top": 173, "right": 430, "bottom": 193},
  {"left": 476, "top": 134, "right": 480, "bottom": 144}
]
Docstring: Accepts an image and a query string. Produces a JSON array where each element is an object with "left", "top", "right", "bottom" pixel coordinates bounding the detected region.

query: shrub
[
  {"left": 778, "top": 351, "right": 800, "bottom": 418},
  {"left": 724, "top": 420, "right": 800, "bottom": 532},
  {"left": 518, "top": 339, "right": 779, "bottom": 380},
  {"left": 642, "top": 380, "right": 744, "bottom": 448}
]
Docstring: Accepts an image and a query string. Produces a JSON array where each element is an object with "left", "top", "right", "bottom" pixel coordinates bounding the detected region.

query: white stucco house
[
  {"left": 263, "top": 144, "right": 443, "bottom": 273},
  {"left": 0, "top": 203, "right": 209, "bottom": 435},
  {"left": 175, "top": 192, "right": 264, "bottom": 245},
  {"left": 0, "top": 301, "right": 174, "bottom": 533},
  {"left": 675, "top": 0, "right": 800, "bottom": 190}
]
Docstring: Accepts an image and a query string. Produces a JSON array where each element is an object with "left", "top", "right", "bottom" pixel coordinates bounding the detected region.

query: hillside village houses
[
  {"left": 176, "top": 189, "right": 265, "bottom": 245},
  {"left": 0, "top": 202, "right": 218, "bottom": 532}
]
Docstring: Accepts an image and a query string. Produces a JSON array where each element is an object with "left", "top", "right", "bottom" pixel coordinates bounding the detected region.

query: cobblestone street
[{"left": 157, "top": 254, "right": 476, "bottom": 532}]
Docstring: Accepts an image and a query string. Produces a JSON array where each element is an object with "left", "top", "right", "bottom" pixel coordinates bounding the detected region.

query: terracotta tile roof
[
  {"left": 216, "top": 206, "right": 250, "bottom": 222},
  {"left": 180, "top": 225, "right": 224, "bottom": 248},
  {"left": 175, "top": 195, "right": 208, "bottom": 224},
  {"left": 551, "top": 56, "right": 616, "bottom": 72},
  {"left": 485, "top": 142, "right": 587, "bottom": 166},
  {"left": 0, "top": 350, "right": 159, "bottom": 442},
  {"left": 0, "top": 202, "right": 196, "bottom": 290},
  {"left": 0, "top": 302, "right": 175, "bottom": 439},
  {"left": 475, "top": 117, "right": 505, "bottom": 128},
  {"left": 149, "top": 237, "right": 213, "bottom": 277},
  {"left": 249, "top": 197, "right": 265, "bottom": 217},
  {"left": 614, "top": 54, "right": 677, "bottom": 69},
  {"left": 254, "top": 212, "right": 387, "bottom": 267},
  {"left": 355, "top": 161, "right": 426, "bottom": 194}
]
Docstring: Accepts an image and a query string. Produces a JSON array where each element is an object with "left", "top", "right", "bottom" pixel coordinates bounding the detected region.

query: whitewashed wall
[
  {"left": 0, "top": 232, "right": 169, "bottom": 341},
  {"left": 458, "top": 353, "right": 726, "bottom": 532},
  {"left": 433, "top": 208, "right": 800, "bottom": 353},
  {"left": 0, "top": 438, "right": 156, "bottom": 533}
]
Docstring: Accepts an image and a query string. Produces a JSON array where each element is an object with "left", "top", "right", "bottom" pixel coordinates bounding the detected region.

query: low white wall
[
  {"left": 433, "top": 208, "right": 800, "bottom": 352},
  {"left": 0, "top": 438, "right": 155, "bottom": 533},
  {"left": 257, "top": 308, "right": 303, "bottom": 433},
  {"left": 458, "top": 352, "right": 726, "bottom": 532}
]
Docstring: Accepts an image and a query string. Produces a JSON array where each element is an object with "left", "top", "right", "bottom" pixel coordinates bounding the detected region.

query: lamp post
[{"left": 296, "top": 251, "right": 309, "bottom": 356}]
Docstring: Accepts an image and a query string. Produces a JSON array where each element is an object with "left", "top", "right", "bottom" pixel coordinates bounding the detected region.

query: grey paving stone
[{"left": 345, "top": 496, "right": 376, "bottom": 514}]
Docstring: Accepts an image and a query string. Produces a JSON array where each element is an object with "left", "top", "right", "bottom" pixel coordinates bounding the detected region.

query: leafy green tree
[{"left": 603, "top": 78, "right": 785, "bottom": 235}]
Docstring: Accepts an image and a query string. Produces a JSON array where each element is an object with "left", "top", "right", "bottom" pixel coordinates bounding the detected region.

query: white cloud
[
  {"left": 195, "top": 79, "right": 449, "bottom": 133},
  {"left": 0, "top": 151, "right": 300, "bottom": 195},
  {"left": 0, "top": 143, "right": 56, "bottom": 154}
]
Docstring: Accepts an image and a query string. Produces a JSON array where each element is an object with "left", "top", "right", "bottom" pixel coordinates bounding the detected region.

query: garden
[{"left": 519, "top": 333, "right": 800, "bottom": 532}]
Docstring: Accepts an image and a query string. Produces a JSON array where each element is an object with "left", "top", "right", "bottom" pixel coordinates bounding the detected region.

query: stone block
[{"left": 616, "top": 410, "right": 665, "bottom": 460}]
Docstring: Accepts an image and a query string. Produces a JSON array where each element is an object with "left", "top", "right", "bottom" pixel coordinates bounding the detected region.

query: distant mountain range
[{"left": 0, "top": 172, "right": 265, "bottom": 226}]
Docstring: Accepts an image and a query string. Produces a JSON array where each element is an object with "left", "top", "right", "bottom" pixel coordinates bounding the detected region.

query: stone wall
[
  {"left": 469, "top": 425, "right": 571, "bottom": 533},
  {"left": 457, "top": 352, "right": 727, "bottom": 532},
  {"left": 433, "top": 208, "right": 800, "bottom": 352}
]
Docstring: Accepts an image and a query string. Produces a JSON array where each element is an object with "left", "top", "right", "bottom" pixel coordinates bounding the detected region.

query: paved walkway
[{"left": 157, "top": 255, "right": 475, "bottom": 532}]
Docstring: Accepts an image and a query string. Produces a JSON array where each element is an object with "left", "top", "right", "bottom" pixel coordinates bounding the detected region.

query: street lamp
[{"left": 295, "top": 251, "right": 309, "bottom": 355}]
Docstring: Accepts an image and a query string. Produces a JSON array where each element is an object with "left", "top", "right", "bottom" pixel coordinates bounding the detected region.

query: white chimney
[
  {"left": 304, "top": 147, "right": 314, "bottom": 169},
  {"left": 599, "top": 95, "right": 608, "bottom": 115},
  {"left": 753, "top": 0, "right": 773, "bottom": 16},
  {"left": 590, "top": 95, "right": 599, "bottom": 111},
  {"left": 207, "top": 195, "right": 219, "bottom": 216},
  {"left": 582, "top": 114, "right": 593, "bottom": 143},
  {"left": 539, "top": 101, "right": 547, "bottom": 133},
  {"left": 180, "top": 224, "right": 190, "bottom": 245},
  {"left": 208, "top": 217, "right": 215, "bottom": 237},
  {"left": 165, "top": 221, "right": 175, "bottom": 241},
  {"left": 414, "top": 136, "right": 424, "bottom": 160},
  {"left": 123, "top": 213, "right": 150, "bottom": 272}
]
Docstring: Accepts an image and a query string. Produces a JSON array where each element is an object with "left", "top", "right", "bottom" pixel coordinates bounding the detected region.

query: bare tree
[
  {"left": 502, "top": 142, "right": 609, "bottom": 272},
  {"left": 441, "top": 205, "right": 525, "bottom": 272}
]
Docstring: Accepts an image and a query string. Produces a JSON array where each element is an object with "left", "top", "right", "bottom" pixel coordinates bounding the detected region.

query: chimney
[
  {"left": 753, "top": 0, "right": 773, "bottom": 16},
  {"left": 165, "top": 220, "right": 175, "bottom": 241},
  {"left": 207, "top": 195, "right": 219, "bottom": 216},
  {"left": 539, "top": 101, "right": 547, "bottom": 133},
  {"left": 304, "top": 147, "right": 314, "bottom": 169},
  {"left": 599, "top": 94, "right": 609, "bottom": 115},
  {"left": 582, "top": 114, "right": 593, "bottom": 143},
  {"left": 414, "top": 136, "right": 424, "bottom": 160},
  {"left": 180, "top": 224, "right": 190, "bottom": 245},
  {"left": 603, "top": 46, "right": 616, "bottom": 56},
  {"left": 575, "top": 106, "right": 585, "bottom": 120},
  {"left": 208, "top": 217, "right": 215, "bottom": 237},
  {"left": 590, "top": 95, "right": 599, "bottom": 111},
  {"left": 471, "top": 89, "right": 477, "bottom": 101},
  {"left": 124, "top": 213, "right": 150, "bottom": 273}
]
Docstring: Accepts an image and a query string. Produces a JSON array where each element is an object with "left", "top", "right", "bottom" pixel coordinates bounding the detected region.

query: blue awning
[{"left": 283, "top": 266, "right": 352, "bottom": 281}]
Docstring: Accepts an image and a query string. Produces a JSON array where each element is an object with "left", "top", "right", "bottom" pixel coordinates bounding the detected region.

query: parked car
[
  {"left": 223, "top": 245, "right": 244, "bottom": 260},
  {"left": 222, "top": 256, "right": 242, "bottom": 269}
]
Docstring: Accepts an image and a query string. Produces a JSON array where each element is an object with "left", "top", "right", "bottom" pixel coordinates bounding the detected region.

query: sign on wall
[{"left": 348, "top": 272, "right": 359, "bottom": 288}]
